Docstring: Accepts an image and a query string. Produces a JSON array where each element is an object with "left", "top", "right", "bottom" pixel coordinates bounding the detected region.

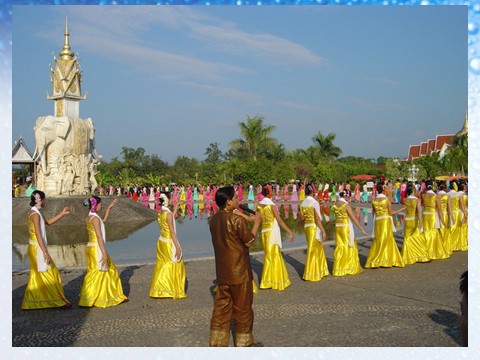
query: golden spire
[{"left": 59, "top": 16, "right": 74, "bottom": 60}]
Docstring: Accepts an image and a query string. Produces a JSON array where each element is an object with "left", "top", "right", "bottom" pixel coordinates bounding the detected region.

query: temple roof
[{"left": 12, "top": 137, "right": 34, "bottom": 163}]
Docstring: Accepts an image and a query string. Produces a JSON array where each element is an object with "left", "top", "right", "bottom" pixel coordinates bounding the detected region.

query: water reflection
[{"left": 12, "top": 202, "right": 389, "bottom": 272}]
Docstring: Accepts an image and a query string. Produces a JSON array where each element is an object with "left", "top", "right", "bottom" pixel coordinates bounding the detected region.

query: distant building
[
  {"left": 406, "top": 113, "right": 468, "bottom": 162},
  {"left": 12, "top": 137, "right": 36, "bottom": 184}
]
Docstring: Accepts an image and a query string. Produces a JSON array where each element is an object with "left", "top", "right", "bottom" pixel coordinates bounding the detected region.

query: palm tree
[
  {"left": 229, "top": 115, "right": 277, "bottom": 161},
  {"left": 300, "top": 146, "right": 320, "bottom": 167},
  {"left": 218, "top": 158, "right": 240, "bottom": 183},
  {"left": 144, "top": 172, "right": 162, "bottom": 186},
  {"left": 312, "top": 131, "right": 342, "bottom": 161},
  {"left": 95, "top": 171, "right": 115, "bottom": 189},
  {"left": 443, "top": 133, "right": 468, "bottom": 175},
  {"left": 117, "top": 168, "right": 137, "bottom": 187},
  {"left": 268, "top": 143, "right": 287, "bottom": 162}
]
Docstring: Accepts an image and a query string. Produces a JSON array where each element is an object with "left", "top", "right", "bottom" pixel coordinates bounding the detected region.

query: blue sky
[
  {"left": 4, "top": 3, "right": 480, "bottom": 359},
  {"left": 13, "top": 5, "right": 466, "bottom": 164}
]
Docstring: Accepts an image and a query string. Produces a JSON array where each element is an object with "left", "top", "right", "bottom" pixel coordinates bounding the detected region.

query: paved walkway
[{"left": 12, "top": 237, "right": 467, "bottom": 347}]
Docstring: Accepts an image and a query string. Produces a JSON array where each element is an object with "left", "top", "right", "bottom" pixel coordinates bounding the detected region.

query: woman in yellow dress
[
  {"left": 300, "top": 185, "right": 329, "bottom": 281},
  {"left": 422, "top": 186, "right": 449, "bottom": 260},
  {"left": 298, "top": 183, "right": 306, "bottom": 202},
  {"left": 21, "top": 190, "right": 71, "bottom": 310},
  {"left": 365, "top": 183, "right": 405, "bottom": 269},
  {"left": 401, "top": 184, "right": 430, "bottom": 265},
  {"left": 331, "top": 192, "right": 368, "bottom": 276},
  {"left": 79, "top": 196, "right": 128, "bottom": 307},
  {"left": 255, "top": 187, "right": 295, "bottom": 290},
  {"left": 436, "top": 182, "right": 453, "bottom": 255},
  {"left": 449, "top": 181, "right": 468, "bottom": 251},
  {"left": 150, "top": 194, "right": 187, "bottom": 299}
]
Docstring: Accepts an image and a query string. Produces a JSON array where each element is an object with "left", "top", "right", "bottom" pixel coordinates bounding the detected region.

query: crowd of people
[{"left": 19, "top": 176, "right": 468, "bottom": 346}]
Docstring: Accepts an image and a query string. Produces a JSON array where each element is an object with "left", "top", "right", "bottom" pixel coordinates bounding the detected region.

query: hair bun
[{"left": 83, "top": 199, "right": 90, "bottom": 207}]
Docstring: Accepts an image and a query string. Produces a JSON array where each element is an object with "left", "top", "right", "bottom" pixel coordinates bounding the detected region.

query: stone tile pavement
[{"left": 12, "top": 238, "right": 467, "bottom": 348}]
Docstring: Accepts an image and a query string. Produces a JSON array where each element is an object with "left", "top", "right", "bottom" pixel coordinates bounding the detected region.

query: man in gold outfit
[{"left": 209, "top": 186, "right": 262, "bottom": 347}]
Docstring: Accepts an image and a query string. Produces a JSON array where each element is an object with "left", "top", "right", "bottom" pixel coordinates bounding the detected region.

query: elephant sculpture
[{"left": 33, "top": 115, "right": 97, "bottom": 176}]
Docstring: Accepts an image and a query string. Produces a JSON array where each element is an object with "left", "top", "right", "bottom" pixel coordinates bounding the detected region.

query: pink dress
[
  {"left": 186, "top": 186, "right": 193, "bottom": 201},
  {"left": 141, "top": 189, "right": 149, "bottom": 203},
  {"left": 290, "top": 185, "right": 298, "bottom": 202},
  {"left": 275, "top": 184, "right": 281, "bottom": 201},
  {"left": 172, "top": 186, "right": 178, "bottom": 202},
  {"left": 283, "top": 185, "right": 289, "bottom": 201},
  {"left": 211, "top": 186, "right": 217, "bottom": 202},
  {"left": 237, "top": 184, "right": 244, "bottom": 201},
  {"left": 354, "top": 183, "right": 361, "bottom": 202}
]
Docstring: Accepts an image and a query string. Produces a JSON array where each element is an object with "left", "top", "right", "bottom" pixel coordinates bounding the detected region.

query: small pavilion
[{"left": 12, "top": 137, "right": 36, "bottom": 186}]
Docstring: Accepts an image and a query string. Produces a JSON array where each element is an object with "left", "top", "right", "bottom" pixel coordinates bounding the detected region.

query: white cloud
[
  {"left": 46, "top": 6, "right": 323, "bottom": 80},
  {"left": 181, "top": 82, "right": 262, "bottom": 105}
]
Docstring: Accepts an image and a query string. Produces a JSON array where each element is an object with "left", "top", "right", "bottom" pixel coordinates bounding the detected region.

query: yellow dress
[
  {"left": 438, "top": 192, "right": 453, "bottom": 254},
  {"left": 365, "top": 197, "right": 405, "bottom": 268},
  {"left": 79, "top": 213, "right": 127, "bottom": 307},
  {"left": 21, "top": 208, "right": 70, "bottom": 309},
  {"left": 450, "top": 192, "right": 467, "bottom": 251},
  {"left": 462, "top": 192, "right": 468, "bottom": 249},
  {"left": 300, "top": 204, "right": 329, "bottom": 281},
  {"left": 422, "top": 194, "right": 449, "bottom": 260},
  {"left": 299, "top": 187, "right": 306, "bottom": 202},
  {"left": 257, "top": 204, "right": 291, "bottom": 290},
  {"left": 331, "top": 204, "right": 363, "bottom": 276},
  {"left": 401, "top": 196, "right": 430, "bottom": 265},
  {"left": 149, "top": 209, "right": 187, "bottom": 299}
]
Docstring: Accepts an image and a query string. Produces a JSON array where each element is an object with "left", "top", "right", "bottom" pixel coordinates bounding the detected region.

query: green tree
[
  {"left": 142, "top": 154, "right": 169, "bottom": 177},
  {"left": 229, "top": 115, "right": 278, "bottom": 161},
  {"left": 204, "top": 142, "right": 224, "bottom": 164},
  {"left": 267, "top": 143, "right": 287, "bottom": 162},
  {"left": 203, "top": 142, "right": 224, "bottom": 181},
  {"left": 376, "top": 156, "right": 388, "bottom": 165},
  {"left": 171, "top": 156, "right": 200, "bottom": 183},
  {"left": 312, "top": 132, "right": 342, "bottom": 161},
  {"left": 272, "top": 160, "right": 295, "bottom": 185},
  {"left": 442, "top": 133, "right": 468, "bottom": 175},
  {"left": 95, "top": 171, "right": 116, "bottom": 188},
  {"left": 144, "top": 172, "right": 162, "bottom": 186},
  {"left": 117, "top": 168, "right": 137, "bottom": 186},
  {"left": 300, "top": 146, "right": 320, "bottom": 167},
  {"left": 241, "top": 157, "right": 274, "bottom": 185},
  {"left": 412, "top": 153, "right": 443, "bottom": 179}
]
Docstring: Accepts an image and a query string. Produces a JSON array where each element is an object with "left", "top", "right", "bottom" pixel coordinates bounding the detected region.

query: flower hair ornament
[
  {"left": 83, "top": 197, "right": 98, "bottom": 212},
  {"left": 160, "top": 193, "right": 169, "bottom": 207}
]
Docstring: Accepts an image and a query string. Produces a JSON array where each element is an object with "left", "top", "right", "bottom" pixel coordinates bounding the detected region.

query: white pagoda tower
[{"left": 33, "top": 17, "right": 101, "bottom": 196}]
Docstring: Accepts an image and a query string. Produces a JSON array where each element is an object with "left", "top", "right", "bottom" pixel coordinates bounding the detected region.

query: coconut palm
[
  {"left": 312, "top": 131, "right": 342, "bottom": 161},
  {"left": 229, "top": 115, "right": 277, "bottom": 161},
  {"left": 443, "top": 133, "right": 468, "bottom": 175}
]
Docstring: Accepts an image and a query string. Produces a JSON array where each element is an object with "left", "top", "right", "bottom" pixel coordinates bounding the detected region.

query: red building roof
[
  {"left": 427, "top": 139, "right": 436, "bottom": 154},
  {"left": 407, "top": 145, "right": 421, "bottom": 162},
  {"left": 406, "top": 134, "right": 455, "bottom": 162},
  {"left": 435, "top": 135, "right": 455, "bottom": 151},
  {"left": 420, "top": 142, "right": 428, "bottom": 156}
]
